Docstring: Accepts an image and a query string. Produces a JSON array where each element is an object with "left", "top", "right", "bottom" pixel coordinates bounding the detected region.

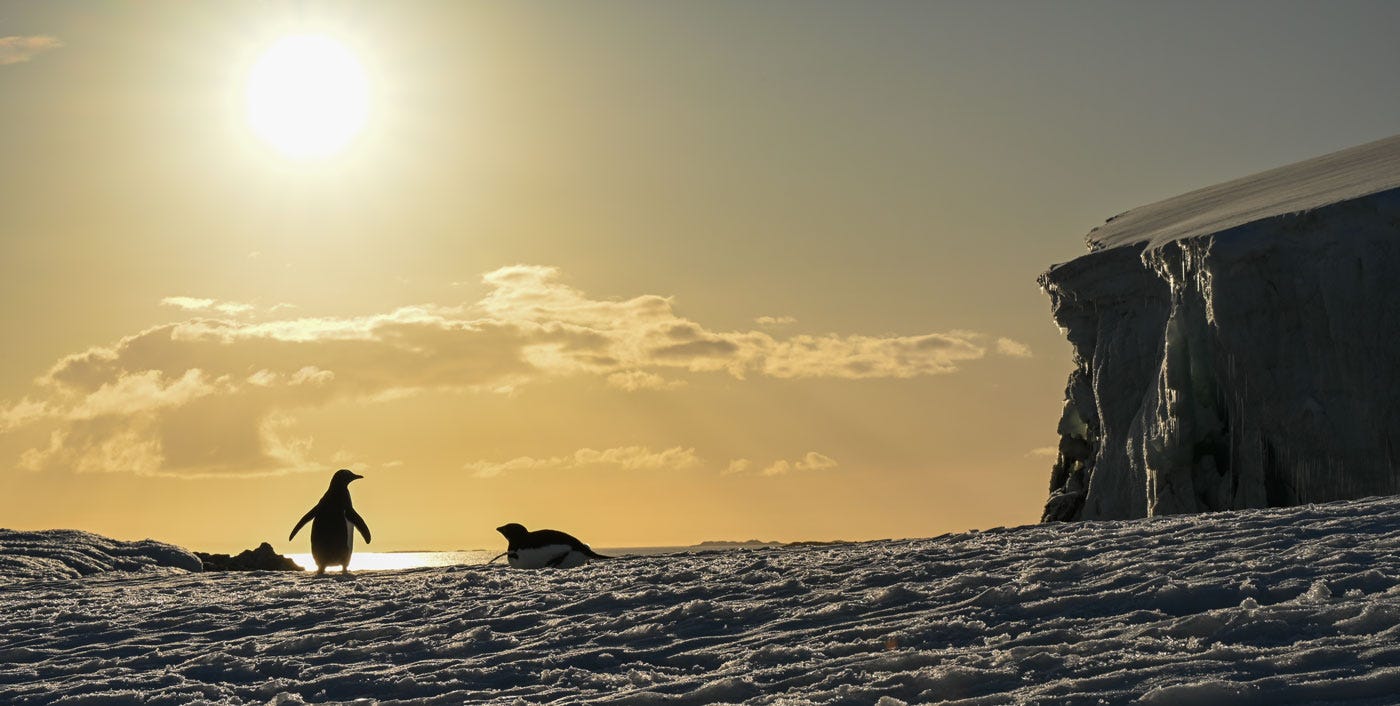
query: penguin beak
[{"left": 351, "top": 473, "right": 364, "bottom": 481}]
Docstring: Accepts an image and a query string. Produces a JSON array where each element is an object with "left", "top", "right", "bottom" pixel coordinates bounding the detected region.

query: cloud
[
  {"left": 474, "top": 265, "right": 1020, "bottom": 380},
  {"left": 161, "top": 297, "right": 256, "bottom": 316},
  {"left": 723, "top": 452, "right": 838, "bottom": 477},
  {"left": 467, "top": 445, "right": 702, "bottom": 478},
  {"left": 0, "top": 36, "right": 63, "bottom": 66},
  {"left": 723, "top": 459, "right": 752, "bottom": 475},
  {"left": 762, "top": 333, "right": 988, "bottom": 379},
  {"left": 2, "top": 265, "right": 1025, "bottom": 477},
  {"left": 68, "top": 369, "right": 223, "bottom": 420},
  {"left": 760, "top": 452, "right": 839, "bottom": 477},
  {"left": 996, "top": 337, "right": 1033, "bottom": 358},
  {"left": 607, "top": 370, "right": 687, "bottom": 391},
  {"left": 755, "top": 315, "right": 797, "bottom": 326},
  {"left": 1, "top": 398, "right": 51, "bottom": 432}
]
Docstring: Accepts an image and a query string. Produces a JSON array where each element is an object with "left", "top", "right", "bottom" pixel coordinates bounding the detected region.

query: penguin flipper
[
  {"left": 547, "top": 551, "right": 571, "bottom": 568},
  {"left": 347, "top": 508, "right": 371, "bottom": 544},
  {"left": 289, "top": 507, "right": 317, "bottom": 541}
]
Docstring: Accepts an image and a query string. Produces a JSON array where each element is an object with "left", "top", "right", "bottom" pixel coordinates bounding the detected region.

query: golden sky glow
[{"left": 1, "top": 2, "right": 1397, "bottom": 553}]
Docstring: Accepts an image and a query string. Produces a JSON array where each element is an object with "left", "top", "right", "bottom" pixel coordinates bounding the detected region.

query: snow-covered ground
[{"left": 6, "top": 496, "right": 1400, "bottom": 705}]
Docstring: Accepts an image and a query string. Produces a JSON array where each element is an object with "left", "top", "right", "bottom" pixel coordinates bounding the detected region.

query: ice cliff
[{"left": 1041, "top": 134, "right": 1400, "bottom": 522}]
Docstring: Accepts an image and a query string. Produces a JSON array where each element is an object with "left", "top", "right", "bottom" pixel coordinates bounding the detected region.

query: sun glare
[{"left": 246, "top": 35, "right": 369, "bottom": 159}]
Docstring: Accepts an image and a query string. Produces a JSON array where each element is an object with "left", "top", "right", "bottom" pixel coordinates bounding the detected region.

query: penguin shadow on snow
[
  {"left": 289, "top": 469, "right": 372, "bottom": 576},
  {"left": 492, "top": 523, "right": 613, "bottom": 569}
]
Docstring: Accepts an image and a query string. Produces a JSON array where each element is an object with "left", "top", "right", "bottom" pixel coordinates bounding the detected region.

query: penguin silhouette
[
  {"left": 289, "top": 469, "right": 371, "bottom": 575},
  {"left": 495, "top": 523, "right": 611, "bottom": 569}
]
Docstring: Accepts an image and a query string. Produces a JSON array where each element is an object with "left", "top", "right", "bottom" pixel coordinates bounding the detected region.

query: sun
[{"left": 246, "top": 35, "right": 369, "bottom": 159}]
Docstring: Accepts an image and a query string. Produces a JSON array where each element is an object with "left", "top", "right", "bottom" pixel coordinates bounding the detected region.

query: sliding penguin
[
  {"left": 495, "top": 523, "right": 611, "bottom": 569},
  {"left": 289, "top": 469, "right": 371, "bottom": 575}
]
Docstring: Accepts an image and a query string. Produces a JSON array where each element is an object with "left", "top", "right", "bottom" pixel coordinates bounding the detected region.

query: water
[
  {"left": 286, "top": 551, "right": 497, "bottom": 572},
  {"left": 287, "top": 544, "right": 771, "bottom": 572}
]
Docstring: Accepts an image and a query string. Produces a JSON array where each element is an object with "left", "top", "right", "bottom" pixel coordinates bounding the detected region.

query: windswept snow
[
  {"left": 0, "top": 529, "right": 202, "bottom": 585},
  {"left": 1086, "top": 133, "right": 1400, "bottom": 251},
  {"left": 7, "top": 497, "right": 1400, "bottom": 704}
]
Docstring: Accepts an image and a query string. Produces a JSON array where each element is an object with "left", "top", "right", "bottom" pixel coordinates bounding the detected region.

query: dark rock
[{"left": 196, "top": 542, "right": 302, "bottom": 572}]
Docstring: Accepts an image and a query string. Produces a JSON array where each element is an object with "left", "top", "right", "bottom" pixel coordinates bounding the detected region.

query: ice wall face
[
  {"left": 1041, "top": 246, "right": 1169, "bottom": 521},
  {"left": 1041, "top": 136, "right": 1400, "bottom": 522}
]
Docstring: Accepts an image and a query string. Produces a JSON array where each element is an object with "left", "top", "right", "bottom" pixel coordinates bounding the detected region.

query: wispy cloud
[
  {"left": 723, "top": 459, "right": 752, "bottom": 475},
  {"left": 760, "top": 451, "right": 838, "bottom": 476},
  {"left": 476, "top": 265, "right": 1029, "bottom": 380},
  {"left": 1, "top": 265, "right": 1028, "bottom": 477},
  {"left": 467, "top": 445, "right": 702, "bottom": 478},
  {"left": 996, "top": 337, "right": 1033, "bottom": 358},
  {"left": 0, "top": 36, "right": 63, "bottom": 66},
  {"left": 606, "top": 370, "right": 687, "bottom": 391},
  {"left": 755, "top": 315, "right": 796, "bottom": 327},
  {"left": 161, "top": 297, "right": 256, "bottom": 316},
  {"left": 724, "top": 452, "right": 838, "bottom": 477}
]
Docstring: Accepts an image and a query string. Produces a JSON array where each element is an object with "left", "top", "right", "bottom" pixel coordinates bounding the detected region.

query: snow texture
[
  {"left": 7, "top": 496, "right": 1400, "bottom": 704},
  {"left": 1085, "top": 133, "right": 1400, "bottom": 252},
  {"left": 0, "top": 529, "right": 203, "bottom": 585},
  {"left": 1041, "top": 133, "right": 1400, "bottom": 521}
]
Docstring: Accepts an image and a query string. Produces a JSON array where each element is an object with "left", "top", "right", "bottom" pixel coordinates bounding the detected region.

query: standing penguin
[
  {"left": 495, "top": 523, "right": 611, "bottom": 569},
  {"left": 289, "top": 469, "right": 371, "bottom": 575}
]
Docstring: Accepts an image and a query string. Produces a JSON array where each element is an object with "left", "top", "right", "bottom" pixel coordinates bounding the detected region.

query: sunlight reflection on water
[{"left": 287, "top": 551, "right": 496, "bottom": 572}]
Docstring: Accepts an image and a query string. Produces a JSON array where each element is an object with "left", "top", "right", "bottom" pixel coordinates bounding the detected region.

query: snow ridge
[
  {"left": 7, "top": 497, "right": 1400, "bottom": 704},
  {"left": 0, "top": 528, "right": 203, "bottom": 585}
]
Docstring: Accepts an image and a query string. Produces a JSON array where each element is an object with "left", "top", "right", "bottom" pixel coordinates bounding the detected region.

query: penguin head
[
  {"left": 496, "top": 523, "right": 528, "bottom": 542},
  {"left": 329, "top": 469, "right": 363, "bottom": 487}
]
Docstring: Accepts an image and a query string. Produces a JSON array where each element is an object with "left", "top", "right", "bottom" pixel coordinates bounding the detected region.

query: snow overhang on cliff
[{"left": 1084, "top": 133, "right": 1400, "bottom": 253}]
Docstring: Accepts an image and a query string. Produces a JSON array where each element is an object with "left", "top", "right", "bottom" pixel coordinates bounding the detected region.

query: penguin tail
[{"left": 584, "top": 548, "right": 613, "bottom": 560}]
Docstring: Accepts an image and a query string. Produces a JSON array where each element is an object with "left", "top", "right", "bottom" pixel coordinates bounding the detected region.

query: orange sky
[{"left": 1, "top": 2, "right": 1397, "bottom": 552}]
